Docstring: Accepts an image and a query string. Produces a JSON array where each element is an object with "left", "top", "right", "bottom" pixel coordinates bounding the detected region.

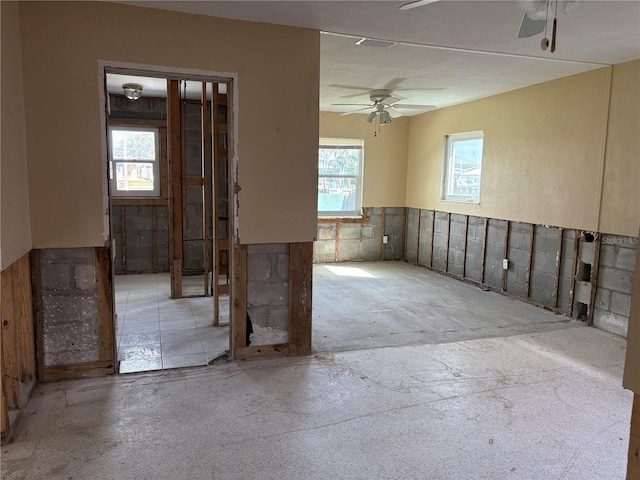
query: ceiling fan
[{"left": 332, "top": 89, "right": 436, "bottom": 125}]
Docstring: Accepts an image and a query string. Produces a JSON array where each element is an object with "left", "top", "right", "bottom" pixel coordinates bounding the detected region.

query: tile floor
[{"left": 115, "top": 273, "right": 230, "bottom": 373}]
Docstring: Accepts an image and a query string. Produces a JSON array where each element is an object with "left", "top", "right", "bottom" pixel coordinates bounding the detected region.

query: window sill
[{"left": 318, "top": 215, "right": 369, "bottom": 224}]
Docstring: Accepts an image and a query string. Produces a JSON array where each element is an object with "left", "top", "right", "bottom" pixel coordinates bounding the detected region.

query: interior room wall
[
  {"left": 319, "top": 111, "right": 409, "bottom": 208},
  {"left": 1, "top": 1, "right": 32, "bottom": 269},
  {"left": 599, "top": 60, "right": 640, "bottom": 237},
  {"left": 405, "top": 67, "right": 614, "bottom": 232},
  {"left": 19, "top": 1, "right": 320, "bottom": 248}
]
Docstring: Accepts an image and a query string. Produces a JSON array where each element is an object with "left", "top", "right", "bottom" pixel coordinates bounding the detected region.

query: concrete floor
[{"left": 1, "top": 262, "right": 633, "bottom": 479}]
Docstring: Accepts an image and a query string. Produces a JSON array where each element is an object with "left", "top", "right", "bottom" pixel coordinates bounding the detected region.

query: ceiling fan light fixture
[
  {"left": 122, "top": 83, "right": 143, "bottom": 101},
  {"left": 380, "top": 110, "right": 392, "bottom": 124},
  {"left": 366, "top": 111, "right": 377, "bottom": 123}
]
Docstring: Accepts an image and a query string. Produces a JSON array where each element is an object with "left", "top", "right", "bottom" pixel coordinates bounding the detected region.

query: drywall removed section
[
  {"left": 247, "top": 244, "right": 290, "bottom": 346},
  {"left": 314, "top": 207, "right": 405, "bottom": 263},
  {"left": 594, "top": 235, "right": 638, "bottom": 337}
]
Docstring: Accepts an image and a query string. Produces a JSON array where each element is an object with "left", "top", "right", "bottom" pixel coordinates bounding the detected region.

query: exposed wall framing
[{"left": 1, "top": 253, "right": 37, "bottom": 444}]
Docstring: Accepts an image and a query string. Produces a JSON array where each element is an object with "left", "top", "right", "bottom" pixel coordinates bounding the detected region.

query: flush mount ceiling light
[{"left": 122, "top": 83, "right": 143, "bottom": 101}]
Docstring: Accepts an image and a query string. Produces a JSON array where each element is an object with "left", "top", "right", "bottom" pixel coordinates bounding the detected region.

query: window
[
  {"left": 442, "top": 131, "right": 484, "bottom": 204},
  {"left": 318, "top": 137, "right": 363, "bottom": 216},
  {"left": 109, "top": 127, "right": 160, "bottom": 197}
]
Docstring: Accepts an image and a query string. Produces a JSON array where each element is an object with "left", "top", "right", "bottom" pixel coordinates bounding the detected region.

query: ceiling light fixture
[
  {"left": 366, "top": 112, "right": 377, "bottom": 123},
  {"left": 122, "top": 83, "right": 143, "bottom": 101}
]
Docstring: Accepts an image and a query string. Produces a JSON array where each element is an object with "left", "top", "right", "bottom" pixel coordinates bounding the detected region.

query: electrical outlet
[
  {"left": 503, "top": 258, "right": 509, "bottom": 269},
  {"left": 383, "top": 235, "right": 389, "bottom": 244}
]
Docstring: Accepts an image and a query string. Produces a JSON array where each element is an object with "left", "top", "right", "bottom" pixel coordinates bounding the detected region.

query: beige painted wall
[
  {"left": 406, "top": 67, "right": 613, "bottom": 232},
  {"left": 1, "top": 1, "right": 32, "bottom": 269},
  {"left": 19, "top": 1, "right": 319, "bottom": 247},
  {"left": 600, "top": 60, "right": 640, "bottom": 236},
  {"left": 320, "top": 112, "right": 409, "bottom": 208}
]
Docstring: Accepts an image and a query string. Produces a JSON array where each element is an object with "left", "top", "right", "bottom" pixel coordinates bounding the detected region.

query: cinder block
[
  {"left": 247, "top": 255, "right": 272, "bottom": 282},
  {"left": 361, "top": 225, "right": 377, "bottom": 239},
  {"left": 488, "top": 221, "right": 505, "bottom": 246},
  {"left": 314, "top": 252, "right": 336, "bottom": 264},
  {"left": 574, "top": 281, "right": 592, "bottom": 305},
  {"left": 507, "top": 246, "right": 529, "bottom": 269},
  {"left": 594, "top": 288, "right": 611, "bottom": 310},
  {"left": 339, "top": 224, "right": 362, "bottom": 240},
  {"left": 74, "top": 264, "right": 96, "bottom": 290},
  {"left": 592, "top": 308, "right": 628, "bottom": 338},
  {"left": 276, "top": 254, "right": 290, "bottom": 280},
  {"left": 531, "top": 250, "right": 556, "bottom": 275},
  {"left": 247, "top": 281, "right": 289, "bottom": 308},
  {"left": 40, "top": 263, "right": 74, "bottom": 290},
  {"left": 598, "top": 266, "right": 634, "bottom": 294},
  {"left": 317, "top": 224, "right": 335, "bottom": 241},
  {"left": 611, "top": 291, "right": 632, "bottom": 317},
  {"left": 579, "top": 240, "right": 595, "bottom": 263},
  {"left": 314, "top": 240, "right": 335, "bottom": 255},
  {"left": 615, "top": 247, "right": 637, "bottom": 272},
  {"left": 599, "top": 244, "right": 617, "bottom": 268},
  {"left": 516, "top": 265, "right": 527, "bottom": 286},
  {"left": 248, "top": 243, "right": 289, "bottom": 255}
]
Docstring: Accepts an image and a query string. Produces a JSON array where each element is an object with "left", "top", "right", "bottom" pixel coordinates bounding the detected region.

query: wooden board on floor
[
  {"left": 1, "top": 264, "right": 20, "bottom": 410},
  {"left": 235, "top": 343, "right": 289, "bottom": 360},
  {"left": 95, "top": 247, "right": 115, "bottom": 364},
  {"left": 14, "top": 255, "right": 35, "bottom": 382}
]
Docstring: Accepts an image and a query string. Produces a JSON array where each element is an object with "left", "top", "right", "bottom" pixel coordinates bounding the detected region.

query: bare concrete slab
[{"left": 313, "top": 261, "right": 580, "bottom": 353}]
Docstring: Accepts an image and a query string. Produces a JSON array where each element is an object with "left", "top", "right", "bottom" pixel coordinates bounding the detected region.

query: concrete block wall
[
  {"left": 530, "top": 226, "right": 561, "bottom": 306},
  {"left": 431, "top": 211, "right": 449, "bottom": 271},
  {"left": 506, "top": 222, "right": 531, "bottom": 297},
  {"left": 313, "top": 207, "right": 386, "bottom": 263},
  {"left": 112, "top": 205, "right": 169, "bottom": 274},
  {"left": 247, "top": 243, "right": 290, "bottom": 346},
  {"left": 447, "top": 214, "right": 466, "bottom": 277},
  {"left": 593, "top": 235, "right": 638, "bottom": 337},
  {"left": 38, "top": 248, "right": 100, "bottom": 366},
  {"left": 464, "top": 216, "right": 484, "bottom": 283},
  {"left": 484, "top": 219, "right": 507, "bottom": 289},
  {"left": 418, "top": 210, "right": 434, "bottom": 266},
  {"left": 405, "top": 208, "right": 420, "bottom": 263}
]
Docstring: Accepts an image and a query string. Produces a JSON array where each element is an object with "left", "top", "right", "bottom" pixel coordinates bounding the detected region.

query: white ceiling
[{"left": 112, "top": 0, "right": 640, "bottom": 116}]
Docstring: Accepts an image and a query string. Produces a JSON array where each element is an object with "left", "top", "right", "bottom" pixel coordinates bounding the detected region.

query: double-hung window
[
  {"left": 441, "top": 131, "right": 484, "bottom": 204},
  {"left": 109, "top": 126, "right": 160, "bottom": 197},
  {"left": 318, "top": 137, "right": 363, "bottom": 217}
]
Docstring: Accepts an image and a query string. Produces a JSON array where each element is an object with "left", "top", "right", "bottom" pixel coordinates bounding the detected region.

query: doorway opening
[{"left": 104, "top": 69, "right": 233, "bottom": 373}]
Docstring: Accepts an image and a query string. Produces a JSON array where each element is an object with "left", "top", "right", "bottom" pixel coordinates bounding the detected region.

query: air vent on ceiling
[{"left": 355, "top": 37, "right": 398, "bottom": 48}]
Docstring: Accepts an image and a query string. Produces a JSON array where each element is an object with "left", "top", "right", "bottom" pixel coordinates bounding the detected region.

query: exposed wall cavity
[
  {"left": 247, "top": 244, "right": 290, "bottom": 346},
  {"left": 38, "top": 248, "right": 100, "bottom": 366}
]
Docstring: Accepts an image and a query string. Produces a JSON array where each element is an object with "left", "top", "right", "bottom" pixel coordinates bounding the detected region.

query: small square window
[
  {"left": 441, "top": 131, "right": 484, "bottom": 204},
  {"left": 109, "top": 127, "right": 160, "bottom": 197}
]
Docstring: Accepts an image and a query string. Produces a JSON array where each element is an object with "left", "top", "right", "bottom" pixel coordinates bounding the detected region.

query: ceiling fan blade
[
  {"left": 331, "top": 103, "right": 373, "bottom": 107},
  {"left": 391, "top": 104, "right": 436, "bottom": 109},
  {"left": 399, "top": 0, "right": 440, "bottom": 11},
  {"left": 386, "top": 107, "right": 401, "bottom": 118},
  {"left": 341, "top": 106, "right": 375, "bottom": 116},
  {"left": 517, "top": 14, "right": 546, "bottom": 38},
  {"left": 382, "top": 97, "right": 401, "bottom": 105}
]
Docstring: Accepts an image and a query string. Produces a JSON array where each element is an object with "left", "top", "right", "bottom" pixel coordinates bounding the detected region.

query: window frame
[
  {"left": 108, "top": 126, "right": 161, "bottom": 198},
  {"left": 441, "top": 130, "right": 484, "bottom": 204},
  {"left": 317, "top": 137, "right": 364, "bottom": 217}
]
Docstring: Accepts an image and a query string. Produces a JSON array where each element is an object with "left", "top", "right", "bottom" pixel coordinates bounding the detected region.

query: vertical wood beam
[
  {"left": 231, "top": 245, "right": 247, "bottom": 356},
  {"left": 212, "top": 83, "right": 221, "bottom": 325},
  {"left": 96, "top": 247, "right": 115, "bottom": 366},
  {"left": 168, "top": 79, "right": 183, "bottom": 298},
  {"left": 588, "top": 233, "right": 602, "bottom": 326},
  {"left": 30, "top": 250, "right": 44, "bottom": 381},
  {"left": 289, "top": 242, "right": 313, "bottom": 356},
  {"left": 444, "top": 213, "right": 451, "bottom": 273},
  {"left": 416, "top": 208, "right": 422, "bottom": 264},
  {"left": 121, "top": 205, "right": 127, "bottom": 272},
  {"left": 429, "top": 210, "right": 435, "bottom": 268},
  {"left": 15, "top": 255, "right": 35, "bottom": 382},
  {"left": 568, "top": 230, "right": 580, "bottom": 315},
  {"left": 502, "top": 220, "right": 510, "bottom": 292},
  {"left": 552, "top": 227, "right": 564, "bottom": 308},
  {"left": 628, "top": 393, "right": 640, "bottom": 479},
  {"left": 202, "top": 82, "right": 212, "bottom": 297},
  {"left": 462, "top": 215, "right": 469, "bottom": 279},
  {"left": 380, "top": 207, "right": 386, "bottom": 260},
  {"left": 480, "top": 218, "right": 489, "bottom": 285},
  {"left": 525, "top": 224, "right": 535, "bottom": 297},
  {"left": 1, "top": 265, "right": 20, "bottom": 409}
]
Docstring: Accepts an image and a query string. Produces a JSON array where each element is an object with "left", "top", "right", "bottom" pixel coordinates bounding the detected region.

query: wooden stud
[
  {"left": 96, "top": 247, "right": 115, "bottom": 366},
  {"left": 168, "top": 79, "right": 183, "bottom": 298},
  {"left": 444, "top": 213, "right": 451, "bottom": 273},
  {"left": 213, "top": 83, "right": 221, "bottom": 325},
  {"left": 317, "top": 216, "right": 370, "bottom": 224},
  {"left": 568, "top": 230, "right": 580, "bottom": 315},
  {"left": 231, "top": 245, "right": 247, "bottom": 356},
  {"left": 525, "top": 224, "right": 535, "bottom": 297},
  {"left": 121, "top": 205, "right": 127, "bottom": 272},
  {"left": 429, "top": 210, "right": 435, "bottom": 268},
  {"left": 416, "top": 208, "right": 422, "bottom": 264},
  {"left": 1, "top": 351, "right": 8, "bottom": 442},
  {"left": 552, "top": 227, "right": 564, "bottom": 308},
  {"left": 402, "top": 207, "right": 408, "bottom": 261},
  {"left": 588, "top": 233, "right": 602, "bottom": 326},
  {"left": 43, "top": 360, "right": 115, "bottom": 382},
  {"left": 480, "top": 217, "right": 489, "bottom": 285},
  {"left": 1, "top": 264, "right": 20, "bottom": 410},
  {"left": 335, "top": 223, "right": 341, "bottom": 263},
  {"left": 15, "top": 255, "right": 35, "bottom": 382},
  {"left": 30, "top": 250, "right": 45, "bottom": 382},
  {"left": 380, "top": 208, "right": 386, "bottom": 260},
  {"left": 462, "top": 215, "right": 469, "bottom": 279},
  {"left": 627, "top": 394, "right": 640, "bottom": 480},
  {"left": 289, "top": 242, "right": 313, "bottom": 356},
  {"left": 502, "top": 220, "right": 510, "bottom": 292},
  {"left": 159, "top": 128, "right": 169, "bottom": 200},
  {"left": 202, "top": 82, "right": 212, "bottom": 298}
]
